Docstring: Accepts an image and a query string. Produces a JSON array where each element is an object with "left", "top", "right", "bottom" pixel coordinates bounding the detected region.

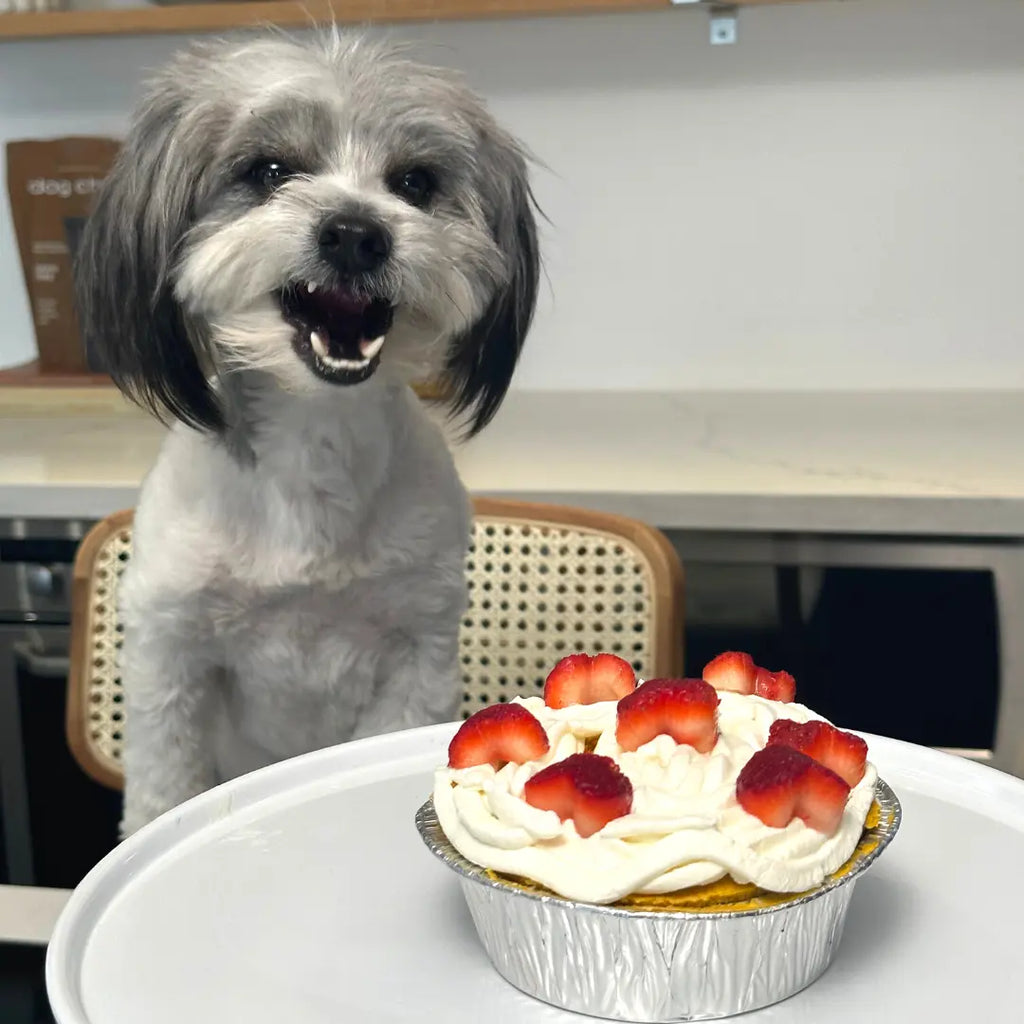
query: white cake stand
[{"left": 46, "top": 724, "right": 1024, "bottom": 1023}]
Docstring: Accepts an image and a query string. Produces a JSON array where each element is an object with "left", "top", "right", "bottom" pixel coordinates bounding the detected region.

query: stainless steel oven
[{"left": 0, "top": 518, "right": 121, "bottom": 889}]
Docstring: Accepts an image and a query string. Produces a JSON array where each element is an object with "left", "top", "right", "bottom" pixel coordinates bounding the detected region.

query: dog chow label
[{"left": 6, "top": 137, "right": 121, "bottom": 373}]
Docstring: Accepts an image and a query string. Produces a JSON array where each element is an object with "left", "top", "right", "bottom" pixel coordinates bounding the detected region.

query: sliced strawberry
[
  {"left": 615, "top": 678, "right": 719, "bottom": 753},
  {"left": 702, "top": 651, "right": 756, "bottom": 694},
  {"left": 825, "top": 731, "right": 868, "bottom": 787},
  {"left": 447, "top": 704, "right": 549, "bottom": 770},
  {"left": 736, "top": 746, "right": 850, "bottom": 835},
  {"left": 543, "top": 652, "right": 637, "bottom": 709},
  {"left": 798, "top": 764, "right": 854, "bottom": 836},
  {"left": 753, "top": 667, "right": 797, "bottom": 703},
  {"left": 767, "top": 719, "right": 831, "bottom": 762},
  {"left": 767, "top": 719, "right": 867, "bottom": 786},
  {"left": 523, "top": 752, "right": 633, "bottom": 838}
]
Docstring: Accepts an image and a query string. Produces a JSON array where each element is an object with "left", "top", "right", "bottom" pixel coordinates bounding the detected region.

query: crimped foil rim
[{"left": 415, "top": 777, "right": 901, "bottom": 921}]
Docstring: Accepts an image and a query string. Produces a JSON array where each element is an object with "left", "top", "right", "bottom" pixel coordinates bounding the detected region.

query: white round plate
[{"left": 47, "top": 727, "right": 1024, "bottom": 1023}]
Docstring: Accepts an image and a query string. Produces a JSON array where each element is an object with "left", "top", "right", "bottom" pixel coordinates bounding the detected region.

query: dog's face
[{"left": 76, "top": 36, "right": 539, "bottom": 434}]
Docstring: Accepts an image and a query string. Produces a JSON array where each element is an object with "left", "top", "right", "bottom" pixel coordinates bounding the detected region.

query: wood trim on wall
[{"left": 0, "top": 0, "right": 823, "bottom": 42}]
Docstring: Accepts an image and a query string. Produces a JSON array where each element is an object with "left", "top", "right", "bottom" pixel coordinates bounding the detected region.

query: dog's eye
[
  {"left": 388, "top": 167, "right": 436, "bottom": 208},
  {"left": 247, "top": 159, "right": 293, "bottom": 192}
]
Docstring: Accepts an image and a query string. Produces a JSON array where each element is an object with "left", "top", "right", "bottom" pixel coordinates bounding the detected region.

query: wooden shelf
[
  {"left": 0, "top": 0, "right": 808, "bottom": 42},
  {"left": 0, "top": 359, "right": 111, "bottom": 388}
]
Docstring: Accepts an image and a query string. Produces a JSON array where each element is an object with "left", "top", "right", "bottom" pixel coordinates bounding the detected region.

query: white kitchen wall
[{"left": 1, "top": 0, "right": 1022, "bottom": 388}]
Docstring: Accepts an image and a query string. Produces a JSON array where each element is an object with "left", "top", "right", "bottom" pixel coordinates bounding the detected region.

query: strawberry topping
[
  {"left": 767, "top": 718, "right": 867, "bottom": 786},
  {"left": 615, "top": 678, "right": 720, "bottom": 753},
  {"left": 447, "top": 704, "right": 550, "bottom": 770},
  {"left": 702, "top": 651, "right": 756, "bottom": 695},
  {"left": 736, "top": 745, "right": 851, "bottom": 836},
  {"left": 523, "top": 752, "right": 633, "bottom": 838},
  {"left": 753, "top": 667, "right": 797, "bottom": 703},
  {"left": 543, "top": 652, "right": 637, "bottom": 709}
]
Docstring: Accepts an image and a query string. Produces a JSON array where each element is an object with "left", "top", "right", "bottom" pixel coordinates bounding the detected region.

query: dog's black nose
[{"left": 317, "top": 215, "right": 392, "bottom": 276}]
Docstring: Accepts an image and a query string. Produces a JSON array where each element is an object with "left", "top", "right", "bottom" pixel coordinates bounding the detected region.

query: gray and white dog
[{"left": 75, "top": 33, "right": 539, "bottom": 835}]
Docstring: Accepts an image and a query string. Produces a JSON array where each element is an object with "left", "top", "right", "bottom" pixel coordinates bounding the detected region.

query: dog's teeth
[
  {"left": 309, "top": 329, "right": 376, "bottom": 372},
  {"left": 307, "top": 282, "right": 317, "bottom": 294},
  {"left": 322, "top": 354, "right": 369, "bottom": 370},
  {"left": 309, "top": 332, "right": 370, "bottom": 371},
  {"left": 359, "top": 335, "right": 385, "bottom": 360},
  {"left": 310, "top": 330, "right": 328, "bottom": 359}
]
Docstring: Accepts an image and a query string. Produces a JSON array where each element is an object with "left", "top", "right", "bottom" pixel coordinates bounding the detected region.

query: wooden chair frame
[{"left": 67, "top": 508, "right": 133, "bottom": 790}]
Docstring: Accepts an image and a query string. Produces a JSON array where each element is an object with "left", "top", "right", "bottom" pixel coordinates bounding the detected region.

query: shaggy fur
[{"left": 75, "top": 33, "right": 539, "bottom": 835}]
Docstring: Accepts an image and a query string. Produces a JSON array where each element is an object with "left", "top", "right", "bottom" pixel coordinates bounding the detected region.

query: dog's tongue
[
  {"left": 301, "top": 285, "right": 394, "bottom": 358},
  {"left": 308, "top": 285, "right": 369, "bottom": 320},
  {"left": 283, "top": 282, "right": 393, "bottom": 360},
  {"left": 308, "top": 286, "right": 370, "bottom": 350}
]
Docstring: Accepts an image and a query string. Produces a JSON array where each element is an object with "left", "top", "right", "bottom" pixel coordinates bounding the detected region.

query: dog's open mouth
[{"left": 280, "top": 283, "right": 394, "bottom": 385}]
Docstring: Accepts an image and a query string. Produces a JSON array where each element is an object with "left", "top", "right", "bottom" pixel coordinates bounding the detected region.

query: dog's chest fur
[{"left": 123, "top": 377, "right": 471, "bottom": 770}]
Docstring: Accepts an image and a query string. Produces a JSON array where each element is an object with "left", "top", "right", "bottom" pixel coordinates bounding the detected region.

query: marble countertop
[
  {"left": 0, "top": 389, "right": 1019, "bottom": 536},
  {"left": 0, "top": 884, "right": 70, "bottom": 945}
]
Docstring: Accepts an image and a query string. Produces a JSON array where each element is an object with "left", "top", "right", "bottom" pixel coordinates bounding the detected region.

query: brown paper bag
[{"left": 6, "top": 137, "right": 121, "bottom": 373}]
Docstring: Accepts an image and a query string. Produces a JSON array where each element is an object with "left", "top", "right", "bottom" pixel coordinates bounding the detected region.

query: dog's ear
[
  {"left": 75, "top": 85, "right": 223, "bottom": 431},
  {"left": 443, "top": 139, "right": 540, "bottom": 437}
]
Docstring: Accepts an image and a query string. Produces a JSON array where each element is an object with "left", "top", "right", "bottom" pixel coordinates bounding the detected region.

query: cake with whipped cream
[{"left": 432, "top": 651, "right": 879, "bottom": 908}]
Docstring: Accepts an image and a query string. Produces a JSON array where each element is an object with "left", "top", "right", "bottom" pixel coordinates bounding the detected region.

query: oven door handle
[{"left": 13, "top": 641, "right": 71, "bottom": 679}]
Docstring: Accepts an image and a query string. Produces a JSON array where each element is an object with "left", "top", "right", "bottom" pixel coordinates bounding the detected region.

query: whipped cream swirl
[{"left": 433, "top": 692, "right": 877, "bottom": 905}]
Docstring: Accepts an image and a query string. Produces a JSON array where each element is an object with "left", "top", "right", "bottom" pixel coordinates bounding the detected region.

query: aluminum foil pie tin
[{"left": 416, "top": 779, "right": 901, "bottom": 1022}]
